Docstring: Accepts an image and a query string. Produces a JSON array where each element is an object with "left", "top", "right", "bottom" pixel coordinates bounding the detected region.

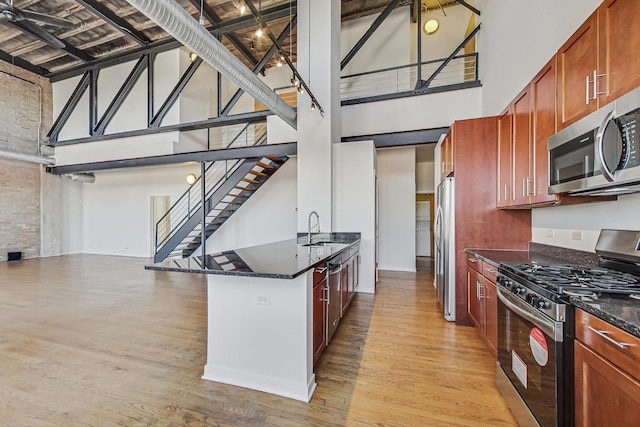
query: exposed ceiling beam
[
  {"left": 74, "top": 0, "right": 152, "bottom": 46},
  {"left": 0, "top": 48, "right": 48, "bottom": 75},
  {"left": 341, "top": 0, "right": 401, "bottom": 70},
  {"left": 455, "top": 0, "right": 481, "bottom": 15},
  {"left": 341, "top": 127, "right": 450, "bottom": 147},
  {"left": 47, "top": 142, "right": 297, "bottom": 174},
  {"left": 9, "top": 21, "right": 93, "bottom": 62},
  {"left": 185, "top": 0, "right": 259, "bottom": 70},
  {"left": 47, "top": 3, "right": 292, "bottom": 82}
]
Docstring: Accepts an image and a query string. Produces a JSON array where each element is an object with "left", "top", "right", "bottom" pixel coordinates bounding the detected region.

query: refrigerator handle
[{"left": 434, "top": 206, "right": 443, "bottom": 250}]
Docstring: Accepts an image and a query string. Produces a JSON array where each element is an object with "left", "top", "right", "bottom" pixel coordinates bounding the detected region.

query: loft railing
[
  {"left": 340, "top": 52, "right": 478, "bottom": 101},
  {"left": 154, "top": 122, "right": 267, "bottom": 253}
]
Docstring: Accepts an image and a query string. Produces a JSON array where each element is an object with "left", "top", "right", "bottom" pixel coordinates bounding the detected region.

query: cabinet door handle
[
  {"left": 585, "top": 74, "right": 591, "bottom": 105},
  {"left": 477, "top": 281, "right": 484, "bottom": 299},
  {"left": 484, "top": 266, "right": 496, "bottom": 274},
  {"left": 315, "top": 266, "right": 327, "bottom": 274},
  {"left": 522, "top": 178, "right": 526, "bottom": 198},
  {"left": 467, "top": 257, "right": 477, "bottom": 263},
  {"left": 587, "top": 326, "right": 633, "bottom": 349},
  {"left": 504, "top": 184, "right": 508, "bottom": 201}
]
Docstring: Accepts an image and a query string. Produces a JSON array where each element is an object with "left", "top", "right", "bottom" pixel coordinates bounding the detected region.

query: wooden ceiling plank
[{"left": 74, "top": 0, "right": 151, "bottom": 46}]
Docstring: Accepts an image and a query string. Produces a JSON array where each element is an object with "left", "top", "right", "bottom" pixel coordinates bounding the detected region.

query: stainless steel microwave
[{"left": 548, "top": 86, "right": 640, "bottom": 196}]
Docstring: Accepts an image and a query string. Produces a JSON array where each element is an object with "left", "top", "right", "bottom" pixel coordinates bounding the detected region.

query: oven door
[{"left": 497, "top": 286, "right": 564, "bottom": 427}]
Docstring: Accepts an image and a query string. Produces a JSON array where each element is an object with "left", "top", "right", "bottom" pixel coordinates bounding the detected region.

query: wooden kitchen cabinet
[
  {"left": 557, "top": 11, "right": 599, "bottom": 130},
  {"left": 557, "top": 0, "right": 640, "bottom": 130},
  {"left": 598, "top": 0, "right": 640, "bottom": 105},
  {"left": 466, "top": 257, "right": 498, "bottom": 358},
  {"left": 574, "top": 309, "right": 640, "bottom": 426},
  {"left": 440, "top": 130, "right": 454, "bottom": 179},
  {"left": 312, "top": 265, "right": 327, "bottom": 365},
  {"left": 512, "top": 87, "right": 532, "bottom": 206},
  {"left": 496, "top": 108, "right": 512, "bottom": 208}
]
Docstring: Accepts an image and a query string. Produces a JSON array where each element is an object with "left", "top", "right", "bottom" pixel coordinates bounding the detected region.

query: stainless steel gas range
[{"left": 495, "top": 229, "right": 640, "bottom": 427}]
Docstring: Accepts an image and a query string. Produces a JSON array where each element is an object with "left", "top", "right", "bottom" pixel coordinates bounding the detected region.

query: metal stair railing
[{"left": 154, "top": 122, "right": 267, "bottom": 256}]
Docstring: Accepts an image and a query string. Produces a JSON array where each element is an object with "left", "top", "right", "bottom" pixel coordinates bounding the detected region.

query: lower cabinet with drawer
[
  {"left": 574, "top": 309, "right": 640, "bottom": 426},
  {"left": 467, "top": 254, "right": 499, "bottom": 358}
]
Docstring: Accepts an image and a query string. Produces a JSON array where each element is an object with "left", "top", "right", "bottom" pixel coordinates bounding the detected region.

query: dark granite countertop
[
  {"left": 145, "top": 232, "right": 360, "bottom": 279},
  {"left": 571, "top": 295, "right": 640, "bottom": 338}
]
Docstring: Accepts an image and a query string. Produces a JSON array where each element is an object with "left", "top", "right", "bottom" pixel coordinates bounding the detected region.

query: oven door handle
[{"left": 497, "top": 286, "right": 560, "bottom": 341}]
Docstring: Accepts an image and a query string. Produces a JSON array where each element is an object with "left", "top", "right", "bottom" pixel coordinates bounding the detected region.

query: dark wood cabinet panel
[
  {"left": 313, "top": 280, "right": 326, "bottom": 365},
  {"left": 467, "top": 267, "right": 483, "bottom": 329},
  {"left": 557, "top": 11, "right": 599, "bottom": 130},
  {"left": 497, "top": 109, "right": 512, "bottom": 208},
  {"left": 453, "top": 117, "right": 530, "bottom": 326},
  {"left": 512, "top": 88, "right": 532, "bottom": 205},
  {"left": 483, "top": 276, "right": 498, "bottom": 358},
  {"left": 440, "top": 131, "right": 454, "bottom": 179},
  {"left": 531, "top": 58, "right": 558, "bottom": 205},
  {"left": 599, "top": 0, "right": 640, "bottom": 105},
  {"left": 574, "top": 341, "right": 640, "bottom": 427}
]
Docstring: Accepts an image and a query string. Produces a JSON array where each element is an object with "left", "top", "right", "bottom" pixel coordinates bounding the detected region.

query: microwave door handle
[
  {"left": 595, "top": 109, "right": 617, "bottom": 182},
  {"left": 497, "top": 286, "right": 558, "bottom": 339}
]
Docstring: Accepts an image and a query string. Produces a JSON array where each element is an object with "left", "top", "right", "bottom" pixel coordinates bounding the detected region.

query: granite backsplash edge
[{"left": 528, "top": 242, "right": 600, "bottom": 265}]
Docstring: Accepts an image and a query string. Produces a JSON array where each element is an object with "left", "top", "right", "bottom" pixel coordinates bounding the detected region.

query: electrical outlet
[
  {"left": 572, "top": 231, "right": 583, "bottom": 241},
  {"left": 256, "top": 295, "right": 271, "bottom": 305},
  {"left": 545, "top": 229, "right": 555, "bottom": 238}
]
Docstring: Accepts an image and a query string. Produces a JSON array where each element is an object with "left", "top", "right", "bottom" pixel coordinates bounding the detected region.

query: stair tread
[
  {"left": 241, "top": 177, "right": 260, "bottom": 184},
  {"left": 256, "top": 161, "right": 275, "bottom": 169}
]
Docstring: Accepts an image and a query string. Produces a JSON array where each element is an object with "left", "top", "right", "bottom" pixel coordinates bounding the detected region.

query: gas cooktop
[{"left": 500, "top": 262, "right": 640, "bottom": 298}]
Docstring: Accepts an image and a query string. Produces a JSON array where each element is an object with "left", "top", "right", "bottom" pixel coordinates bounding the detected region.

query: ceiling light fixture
[
  {"left": 238, "top": 0, "right": 246, "bottom": 15},
  {"left": 255, "top": 26, "right": 263, "bottom": 37},
  {"left": 311, "top": 103, "right": 316, "bottom": 111},
  {"left": 291, "top": 75, "right": 300, "bottom": 87},
  {"left": 423, "top": 18, "right": 439, "bottom": 35},
  {"left": 189, "top": 51, "right": 198, "bottom": 62},
  {"left": 186, "top": 174, "right": 197, "bottom": 185},
  {"left": 297, "top": 86, "right": 304, "bottom": 94}
]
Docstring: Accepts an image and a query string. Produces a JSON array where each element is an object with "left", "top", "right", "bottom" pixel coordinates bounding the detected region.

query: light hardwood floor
[{"left": 0, "top": 255, "right": 516, "bottom": 426}]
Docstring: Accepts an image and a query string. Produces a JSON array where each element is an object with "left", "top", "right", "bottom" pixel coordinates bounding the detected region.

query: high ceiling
[{"left": 0, "top": 0, "right": 463, "bottom": 79}]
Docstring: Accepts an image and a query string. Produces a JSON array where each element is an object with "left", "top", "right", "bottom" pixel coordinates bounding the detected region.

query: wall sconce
[
  {"left": 423, "top": 18, "right": 439, "bottom": 35},
  {"left": 186, "top": 174, "right": 197, "bottom": 185}
]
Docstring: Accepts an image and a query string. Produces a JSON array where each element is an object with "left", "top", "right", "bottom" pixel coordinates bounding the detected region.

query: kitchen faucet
[{"left": 307, "top": 211, "right": 320, "bottom": 244}]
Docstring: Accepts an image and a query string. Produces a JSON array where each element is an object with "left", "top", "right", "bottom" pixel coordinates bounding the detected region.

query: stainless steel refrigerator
[{"left": 434, "top": 177, "right": 455, "bottom": 321}]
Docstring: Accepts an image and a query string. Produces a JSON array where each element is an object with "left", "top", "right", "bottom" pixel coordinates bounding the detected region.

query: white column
[{"left": 296, "top": 0, "right": 341, "bottom": 232}]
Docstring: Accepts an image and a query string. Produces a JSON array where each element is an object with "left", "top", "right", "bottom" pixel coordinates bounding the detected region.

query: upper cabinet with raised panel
[
  {"left": 558, "top": 0, "right": 640, "bottom": 130},
  {"left": 557, "top": 11, "right": 599, "bottom": 130},
  {"left": 440, "top": 130, "right": 454, "bottom": 179}
]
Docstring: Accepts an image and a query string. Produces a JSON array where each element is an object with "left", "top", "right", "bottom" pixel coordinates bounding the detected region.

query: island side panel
[{"left": 203, "top": 273, "right": 316, "bottom": 402}]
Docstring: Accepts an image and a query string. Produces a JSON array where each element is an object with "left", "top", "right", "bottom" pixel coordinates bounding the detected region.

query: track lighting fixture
[
  {"left": 311, "top": 103, "right": 316, "bottom": 111},
  {"left": 297, "top": 86, "right": 304, "bottom": 94},
  {"left": 291, "top": 75, "right": 300, "bottom": 87},
  {"left": 189, "top": 52, "right": 198, "bottom": 62}
]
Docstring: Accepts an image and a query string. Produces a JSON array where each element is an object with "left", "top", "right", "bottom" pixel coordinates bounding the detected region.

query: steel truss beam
[
  {"left": 50, "top": 110, "right": 273, "bottom": 146},
  {"left": 341, "top": 0, "right": 401, "bottom": 71},
  {"left": 47, "top": 141, "right": 297, "bottom": 174},
  {"left": 341, "top": 127, "right": 450, "bottom": 147},
  {"left": 47, "top": 71, "right": 92, "bottom": 141},
  {"left": 47, "top": 3, "right": 294, "bottom": 82},
  {"left": 94, "top": 56, "right": 148, "bottom": 135},
  {"left": 455, "top": 0, "right": 481, "bottom": 16},
  {"left": 149, "top": 56, "right": 203, "bottom": 128},
  {"left": 417, "top": 23, "right": 481, "bottom": 89},
  {"left": 220, "top": 14, "right": 297, "bottom": 117},
  {"left": 75, "top": 0, "right": 151, "bottom": 46},
  {"left": 186, "top": 0, "right": 259, "bottom": 69}
]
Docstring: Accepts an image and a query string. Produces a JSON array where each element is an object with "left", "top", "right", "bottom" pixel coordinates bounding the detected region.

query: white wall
[
  {"left": 480, "top": 0, "right": 640, "bottom": 252},
  {"left": 416, "top": 162, "right": 435, "bottom": 193},
  {"left": 333, "top": 141, "right": 377, "bottom": 293},
  {"left": 342, "top": 86, "right": 481, "bottom": 137},
  {"left": 377, "top": 147, "right": 416, "bottom": 272}
]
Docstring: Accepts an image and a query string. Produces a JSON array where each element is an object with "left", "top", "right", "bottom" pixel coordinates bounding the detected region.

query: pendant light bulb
[
  {"left": 276, "top": 59, "right": 283, "bottom": 67},
  {"left": 311, "top": 102, "right": 316, "bottom": 111},
  {"left": 255, "top": 27, "right": 263, "bottom": 38},
  {"left": 238, "top": 1, "right": 246, "bottom": 14}
]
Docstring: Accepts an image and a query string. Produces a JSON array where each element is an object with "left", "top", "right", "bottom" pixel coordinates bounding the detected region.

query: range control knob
[
  {"left": 536, "top": 299, "right": 549, "bottom": 309},
  {"left": 514, "top": 286, "right": 526, "bottom": 295}
]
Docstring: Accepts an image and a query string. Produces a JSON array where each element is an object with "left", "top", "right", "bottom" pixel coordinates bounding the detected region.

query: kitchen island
[{"left": 146, "top": 233, "right": 360, "bottom": 402}]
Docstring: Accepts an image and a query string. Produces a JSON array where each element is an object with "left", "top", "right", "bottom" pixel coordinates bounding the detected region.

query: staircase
[{"left": 153, "top": 122, "right": 290, "bottom": 263}]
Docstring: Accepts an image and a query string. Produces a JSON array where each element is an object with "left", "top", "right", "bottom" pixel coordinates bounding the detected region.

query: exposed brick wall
[{"left": 0, "top": 63, "right": 53, "bottom": 260}]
